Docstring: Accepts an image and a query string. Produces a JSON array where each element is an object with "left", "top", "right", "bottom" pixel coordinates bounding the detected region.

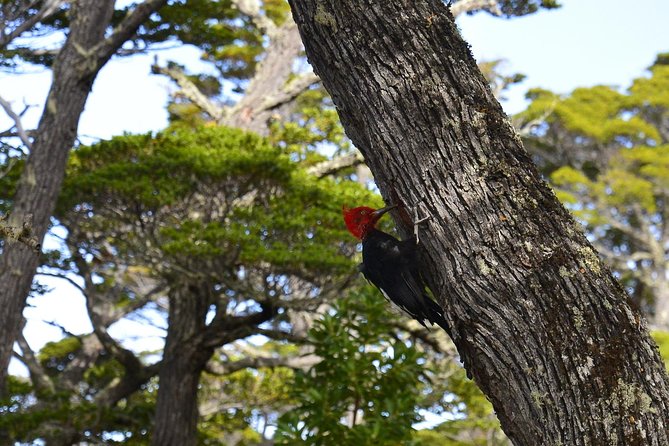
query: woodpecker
[{"left": 343, "top": 204, "right": 448, "bottom": 331}]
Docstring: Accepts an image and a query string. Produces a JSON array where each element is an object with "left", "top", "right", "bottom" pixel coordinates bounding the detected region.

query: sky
[
  {"left": 4, "top": 0, "right": 669, "bottom": 374},
  {"left": 459, "top": 0, "right": 669, "bottom": 113}
]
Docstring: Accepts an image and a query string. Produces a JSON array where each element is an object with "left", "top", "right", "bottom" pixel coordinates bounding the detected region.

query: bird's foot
[{"left": 413, "top": 201, "right": 432, "bottom": 244}]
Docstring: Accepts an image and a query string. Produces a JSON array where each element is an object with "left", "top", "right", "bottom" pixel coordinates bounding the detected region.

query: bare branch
[
  {"left": 0, "top": 157, "right": 17, "bottom": 180},
  {"left": 37, "top": 271, "right": 86, "bottom": 295},
  {"left": 231, "top": 0, "right": 277, "bottom": 36},
  {"left": 205, "top": 353, "right": 319, "bottom": 375},
  {"left": 632, "top": 203, "right": 665, "bottom": 267},
  {"left": 256, "top": 328, "right": 309, "bottom": 344},
  {"left": 96, "top": 0, "right": 168, "bottom": 63},
  {"left": 15, "top": 329, "right": 55, "bottom": 395},
  {"left": 151, "top": 61, "right": 225, "bottom": 121},
  {"left": 258, "top": 71, "right": 320, "bottom": 112},
  {"left": 70, "top": 253, "right": 147, "bottom": 375},
  {"left": 221, "top": 21, "right": 303, "bottom": 133},
  {"left": 514, "top": 99, "right": 558, "bottom": 138},
  {"left": 94, "top": 361, "right": 161, "bottom": 407},
  {"left": 205, "top": 302, "right": 278, "bottom": 348},
  {"left": 0, "top": 94, "right": 32, "bottom": 149},
  {"left": 0, "top": 0, "right": 67, "bottom": 50},
  {"left": 306, "top": 152, "right": 365, "bottom": 178}
]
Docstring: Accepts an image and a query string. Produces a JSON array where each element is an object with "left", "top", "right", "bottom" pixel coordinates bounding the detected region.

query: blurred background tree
[
  {"left": 4, "top": 0, "right": 668, "bottom": 445},
  {"left": 516, "top": 54, "right": 669, "bottom": 329}
]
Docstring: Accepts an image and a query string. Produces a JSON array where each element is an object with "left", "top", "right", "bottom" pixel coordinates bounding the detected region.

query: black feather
[{"left": 360, "top": 228, "right": 448, "bottom": 331}]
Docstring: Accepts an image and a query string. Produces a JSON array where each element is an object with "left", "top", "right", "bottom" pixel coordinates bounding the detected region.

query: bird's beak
[{"left": 372, "top": 205, "right": 397, "bottom": 218}]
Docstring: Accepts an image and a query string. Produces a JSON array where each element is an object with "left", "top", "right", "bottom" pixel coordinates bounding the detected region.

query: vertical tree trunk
[
  {"left": 0, "top": 0, "right": 116, "bottom": 390},
  {"left": 0, "top": 0, "right": 168, "bottom": 391},
  {"left": 151, "top": 283, "right": 213, "bottom": 446},
  {"left": 651, "top": 283, "right": 669, "bottom": 329},
  {"left": 288, "top": 1, "right": 669, "bottom": 444}
]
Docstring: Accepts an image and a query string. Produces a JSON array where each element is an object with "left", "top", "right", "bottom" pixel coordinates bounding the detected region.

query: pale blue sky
[
  {"left": 5, "top": 0, "right": 669, "bottom": 374},
  {"left": 459, "top": 0, "right": 669, "bottom": 113}
]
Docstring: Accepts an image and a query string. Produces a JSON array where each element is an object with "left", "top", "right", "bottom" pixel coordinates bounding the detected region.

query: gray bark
[
  {"left": 0, "top": 0, "right": 168, "bottom": 392},
  {"left": 288, "top": 0, "right": 669, "bottom": 444},
  {"left": 152, "top": 283, "right": 215, "bottom": 446},
  {"left": 151, "top": 279, "right": 277, "bottom": 446},
  {"left": 652, "top": 284, "right": 669, "bottom": 329}
]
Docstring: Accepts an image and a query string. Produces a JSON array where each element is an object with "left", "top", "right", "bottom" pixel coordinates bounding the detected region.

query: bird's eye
[{"left": 360, "top": 210, "right": 368, "bottom": 215}]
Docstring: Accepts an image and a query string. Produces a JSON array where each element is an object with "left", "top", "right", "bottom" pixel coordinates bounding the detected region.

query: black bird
[{"left": 343, "top": 205, "right": 448, "bottom": 330}]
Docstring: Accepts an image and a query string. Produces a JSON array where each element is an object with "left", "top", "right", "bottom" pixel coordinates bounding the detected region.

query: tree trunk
[
  {"left": 651, "top": 282, "right": 669, "bottom": 330},
  {"left": 151, "top": 283, "right": 213, "bottom": 446},
  {"left": 0, "top": 0, "right": 167, "bottom": 391},
  {"left": 0, "top": 0, "right": 116, "bottom": 391},
  {"left": 288, "top": 1, "right": 669, "bottom": 444}
]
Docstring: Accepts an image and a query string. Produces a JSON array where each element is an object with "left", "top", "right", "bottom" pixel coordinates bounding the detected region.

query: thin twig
[{"left": 0, "top": 94, "right": 32, "bottom": 149}]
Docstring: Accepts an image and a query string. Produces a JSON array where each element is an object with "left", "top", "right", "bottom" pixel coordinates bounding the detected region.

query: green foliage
[
  {"left": 427, "top": 368, "right": 505, "bottom": 445},
  {"left": 0, "top": 375, "right": 33, "bottom": 413},
  {"left": 38, "top": 336, "right": 83, "bottom": 375},
  {"left": 275, "top": 288, "right": 424, "bottom": 445},
  {"left": 520, "top": 86, "right": 660, "bottom": 147},
  {"left": 628, "top": 59, "right": 669, "bottom": 110},
  {"left": 59, "top": 126, "right": 373, "bottom": 283},
  {"left": 1, "top": 334, "right": 155, "bottom": 444},
  {"left": 551, "top": 145, "right": 669, "bottom": 223},
  {"left": 520, "top": 57, "right": 669, "bottom": 322},
  {"left": 274, "top": 287, "right": 507, "bottom": 445},
  {"left": 269, "top": 86, "right": 350, "bottom": 159},
  {"left": 198, "top": 362, "right": 295, "bottom": 444},
  {"left": 26, "top": 125, "right": 375, "bottom": 442},
  {"left": 62, "top": 128, "right": 290, "bottom": 209},
  {"left": 652, "top": 331, "right": 669, "bottom": 369}
]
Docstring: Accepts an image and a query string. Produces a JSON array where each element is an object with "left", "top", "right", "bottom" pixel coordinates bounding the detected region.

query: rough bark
[
  {"left": 288, "top": 1, "right": 669, "bottom": 445},
  {"left": 151, "top": 279, "right": 277, "bottom": 446},
  {"left": 152, "top": 283, "right": 215, "bottom": 446},
  {"left": 0, "top": 0, "right": 168, "bottom": 392}
]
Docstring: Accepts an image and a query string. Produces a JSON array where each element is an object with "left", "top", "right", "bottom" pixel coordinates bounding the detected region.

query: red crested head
[{"left": 342, "top": 205, "right": 396, "bottom": 240}]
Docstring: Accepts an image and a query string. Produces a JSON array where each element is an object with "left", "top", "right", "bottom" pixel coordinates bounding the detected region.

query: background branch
[
  {"left": 151, "top": 61, "right": 225, "bottom": 121},
  {"left": 0, "top": 0, "right": 67, "bottom": 50},
  {"left": 0, "top": 95, "right": 32, "bottom": 149},
  {"left": 450, "top": 0, "right": 502, "bottom": 17}
]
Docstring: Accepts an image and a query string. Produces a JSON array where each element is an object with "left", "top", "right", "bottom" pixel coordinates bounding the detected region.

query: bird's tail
[{"left": 424, "top": 295, "right": 449, "bottom": 332}]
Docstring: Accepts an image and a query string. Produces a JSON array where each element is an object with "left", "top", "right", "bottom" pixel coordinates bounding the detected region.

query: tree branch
[
  {"left": 231, "top": 0, "right": 277, "bottom": 37},
  {"left": 450, "top": 0, "right": 502, "bottom": 17},
  {"left": 256, "top": 328, "right": 309, "bottom": 344},
  {"left": 0, "top": 95, "right": 32, "bottom": 149},
  {"left": 205, "top": 353, "right": 319, "bottom": 375},
  {"left": 0, "top": 0, "right": 67, "bottom": 50},
  {"left": 71, "top": 253, "right": 146, "bottom": 376},
  {"left": 94, "top": 361, "right": 161, "bottom": 407},
  {"left": 0, "top": 213, "right": 41, "bottom": 252},
  {"left": 390, "top": 319, "right": 456, "bottom": 354},
  {"left": 151, "top": 61, "right": 225, "bottom": 121},
  {"left": 15, "top": 329, "right": 55, "bottom": 395},
  {"left": 36, "top": 271, "right": 86, "bottom": 295},
  {"left": 258, "top": 71, "right": 320, "bottom": 112},
  {"left": 306, "top": 152, "right": 365, "bottom": 178},
  {"left": 204, "top": 302, "right": 278, "bottom": 348},
  {"left": 220, "top": 20, "right": 303, "bottom": 133},
  {"left": 96, "top": 0, "right": 168, "bottom": 63}
]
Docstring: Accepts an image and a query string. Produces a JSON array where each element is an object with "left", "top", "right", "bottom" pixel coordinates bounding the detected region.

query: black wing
[{"left": 361, "top": 229, "right": 448, "bottom": 331}]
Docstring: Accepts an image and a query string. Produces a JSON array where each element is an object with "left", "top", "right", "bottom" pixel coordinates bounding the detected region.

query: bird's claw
[{"left": 413, "top": 202, "right": 431, "bottom": 245}]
